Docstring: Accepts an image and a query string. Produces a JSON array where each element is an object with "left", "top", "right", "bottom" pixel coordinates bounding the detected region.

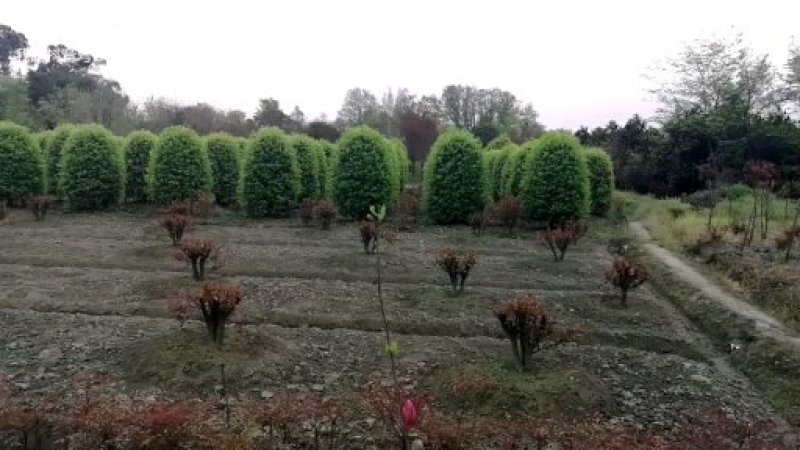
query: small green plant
[
  {"left": 435, "top": 248, "right": 476, "bottom": 295},
  {"left": 604, "top": 256, "right": 649, "bottom": 307}
]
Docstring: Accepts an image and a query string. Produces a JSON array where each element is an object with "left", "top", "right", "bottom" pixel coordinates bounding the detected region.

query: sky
[{"left": 5, "top": 0, "right": 799, "bottom": 130}]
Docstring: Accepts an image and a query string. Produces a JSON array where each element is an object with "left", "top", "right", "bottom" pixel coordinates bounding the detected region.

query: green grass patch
[{"left": 427, "top": 361, "right": 609, "bottom": 418}]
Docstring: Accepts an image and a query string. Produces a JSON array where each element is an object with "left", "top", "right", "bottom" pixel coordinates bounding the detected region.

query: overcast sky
[{"left": 5, "top": 0, "right": 799, "bottom": 129}]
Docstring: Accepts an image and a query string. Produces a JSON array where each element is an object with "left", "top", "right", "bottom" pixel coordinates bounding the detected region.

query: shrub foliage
[
  {"left": 171, "top": 281, "right": 246, "bottom": 345},
  {"left": 584, "top": 147, "right": 615, "bottom": 216},
  {"left": 60, "top": 125, "right": 124, "bottom": 211},
  {"left": 242, "top": 128, "right": 300, "bottom": 217},
  {"left": 124, "top": 130, "right": 157, "bottom": 203},
  {"left": 334, "top": 127, "right": 393, "bottom": 219},
  {"left": 0, "top": 122, "right": 45, "bottom": 202},
  {"left": 605, "top": 256, "right": 649, "bottom": 307},
  {"left": 495, "top": 295, "right": 564, "bottom": 368},
  {"left": 423, "top": 130, "right": 487, "bottom": 224},
  {"left": 45, "top": 124, "right": 74, "bottom": 195},
  {"left": 205, "top": 133, "right": 240, "bottom": 206},
  {"left": 148, "top": 126, "right": 212, "bottom": 204},
  {"left": 521, "top": 133, "right": 590, "bottom": 224},
  {"left": 290, "top": 135, "right": 321, "bottom": 201}
]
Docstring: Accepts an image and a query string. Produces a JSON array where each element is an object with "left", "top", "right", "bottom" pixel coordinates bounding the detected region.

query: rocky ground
[{"left": 0, "top": 208, "right": 786, "bottom": 447}]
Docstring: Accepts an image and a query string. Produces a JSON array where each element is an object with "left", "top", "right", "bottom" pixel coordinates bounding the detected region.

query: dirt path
[{"left": 630, "top": 222, "right": 800, "bottom": 347}]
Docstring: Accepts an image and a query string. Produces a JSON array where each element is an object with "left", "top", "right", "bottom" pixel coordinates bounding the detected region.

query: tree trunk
[
  {"left": 449, "top": 273, "right": 458, "bottom": 294},
  {"left": 620, "top": 289, "right": 628, "bottom": 308},
  {"left": 509, "top": 338, "right": 521, "bottom": 368},
  {"left": 198, "top": 256, "right": 207, "bottom": 281},
  {"left": 191, "top": 258, "right": 201, "bottom": 281}
]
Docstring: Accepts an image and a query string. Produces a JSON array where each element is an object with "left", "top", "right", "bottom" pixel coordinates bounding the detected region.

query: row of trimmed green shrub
[{"left": 421, "top": 130, "right": 615, "bottom": 224}]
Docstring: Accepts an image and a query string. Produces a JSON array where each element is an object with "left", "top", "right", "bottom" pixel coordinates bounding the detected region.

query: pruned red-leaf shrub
[
  {"left": 70, "top": 398, "right": 130, "bottom": 449},
  {"left": 191, "top": 192, "right": 216, "bottom": 218},
  {"left": 495, "top": 295, "right": 568, "bottom": 369},
  {"left": 494, "top": 196, "right": 522, "bottom": 235},
  {"left": 314, "top": 199, "right": 337, "bottom": 230},
  {"left": 247, "top": 391, "right": 350, "bottom": 449},
  {"left": 397, "top": 190, "right": 420, "bottom": 231},
  {"left": 175, "top": 237, "right": 220, "bottom": 281},
  {"left": 361, "top": 383, "right": 430, "bottom": 448},
  {"left": 469, "top": 210, "right": 486, "bottom": 236},
  {"left": 541, "top": 220, "right": 588, "bottom": 261},
  {"left": 158, "top": 213, "right": 192, "bottom": 246},
  {"left": 171, "top": 281, "right": 246, "bottom": 345},
  {"left": 166, "top": 200, "right": 191, "bottom": 216},
  {"left": 360, "top": 220, "right": 378, "bottom": 254},
  {"left": 125, "top": 401, "right": 203, "bottom": 449},
  {"left": 0, "top": 381, "right": 53, "bottom": 450},
  {"left": 435, "top": 248, "right": 477, "bottom": 295},
  {"left": 776, "top": 225, "right": 800, "bottom": 262},
  {"left": 28, "top": 194, "right": 56, "bottom": 221},
  {"left": 605, "top": 256, "right": 649, "bottom": 307},
  {"left": 299, "top": 198, "right": 316, "bottom": 226}
]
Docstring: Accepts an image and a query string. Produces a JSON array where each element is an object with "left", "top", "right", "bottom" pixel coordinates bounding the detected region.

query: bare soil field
[{"left": 0, "top": 208, "right": 792, "bottom": 448}]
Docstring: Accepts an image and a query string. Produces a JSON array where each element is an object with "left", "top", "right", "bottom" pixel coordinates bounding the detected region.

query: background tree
[
  {"left": 0, "top": 24, "right": 28, "bottom": 76},
  {"left": 253, "top": 98, "right": 290, "bottom": 129},
  {"left": 306, "top": 120, "right": 341, "bottom": 142},
  {"left": 336, "top": 88, "right": 380, "bottom": 130}
]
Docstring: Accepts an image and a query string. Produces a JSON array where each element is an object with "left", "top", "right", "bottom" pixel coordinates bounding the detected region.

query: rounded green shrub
[
  {"left": 315, "top": 141, "right": 329, "bottom": 198},
  {"left": 334, "top": 127, "right": 393, "bottom": 220},
  {"left": 319, "top": 140, "right": 338, "bottom": 200},
  {"left": 148, "top": 126, "right": 212, "bottom": 204},
  {"left": 391, "top": 139, "right": 410, "bottom": 194},
  {"left": 242, "top": 128, "right": 300, "bottom": 217},
  {"left": 485, "top": 134, "right": 514, "bottom": 151},
  {"left": 490, "top": 144, "right": 517, "bottom": 200},
  {"left": 0, "top": 122, "right": 45, "bottom": 202},
  {"left": 60, "top": 125, "right": 124, "bottom": 211},
  {"left": 45, "top": 124, "right": 74, "bottom": 195},
  {"left": 289, "top": 135, "right": 321, "bottom": 201},
  {"left": 501, "top": 145, "right": 532, "bottom": 198},
  {"left": 423, "top": 129, "right": 488, "bottom": 224},
  {"left": 205, "top": 133, "right": 240, "bottom": 206},
  {"left": 35, "top": 131, "right": 52, "bottom": 155},
  {"left": 124, "top": 130, "right": 157, "bottom": 203},
  {"left": 521, "top": 133, "right": 590, "bottom": 223},
  {"left": 584, "top": 147, "right": 614, "bottom": 216}
]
